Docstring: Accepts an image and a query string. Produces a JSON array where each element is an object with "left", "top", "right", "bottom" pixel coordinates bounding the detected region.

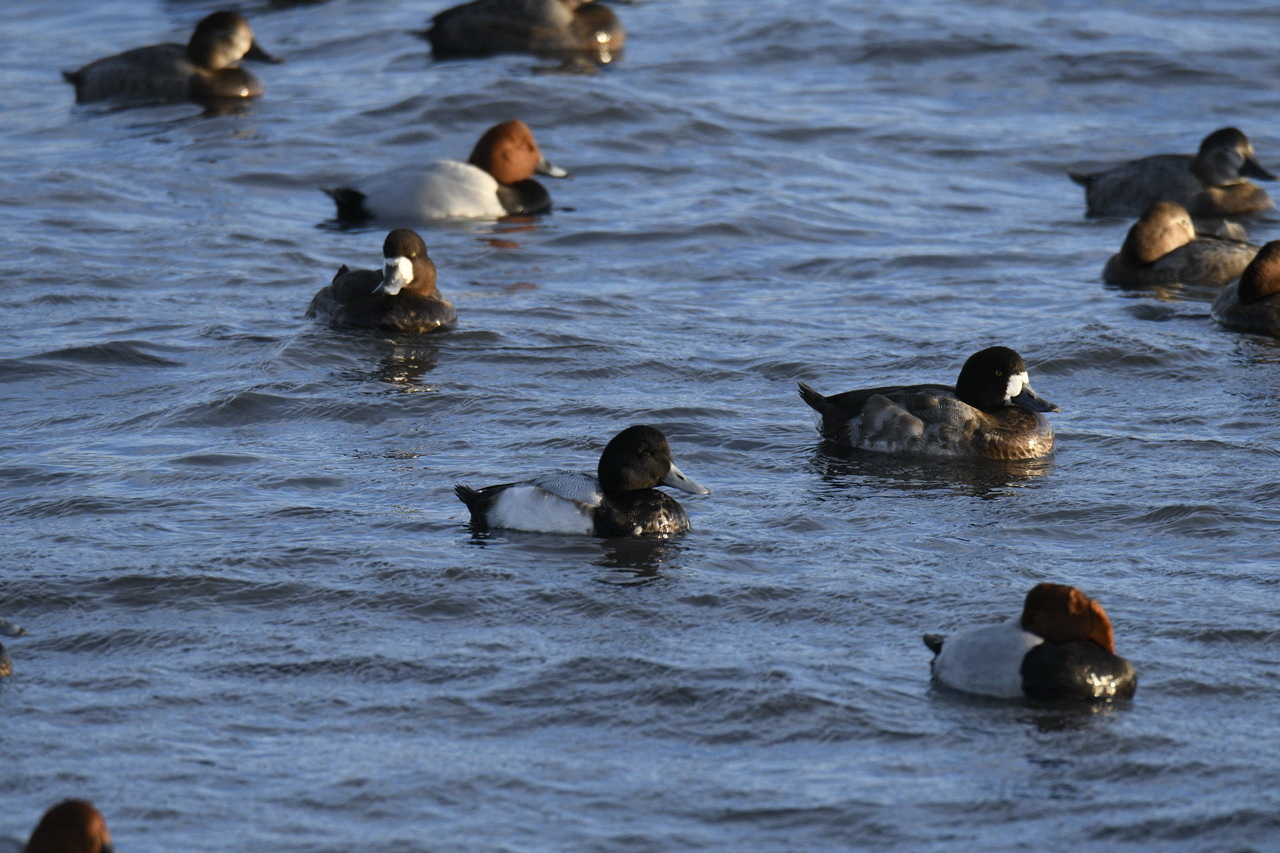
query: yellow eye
[{"left": 995, "top": 370, "right": 1003, "bottom": 377}]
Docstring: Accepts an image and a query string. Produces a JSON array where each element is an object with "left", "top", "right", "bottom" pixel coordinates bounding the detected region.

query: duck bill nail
[
  {"left": 663, "top": 463, "right": 711, "bottom": 495},
  {"left": 246, "top": 41, "right": 281, "bottom": 64},
  {"left": 1244, "top": 159, "right": 1276, "bottom": 181},
  {"left": 1013, "top": 387, "right": 1059, "bottom": 413},
  {"left": 537, "top": 157, "right": 570, "bottom": 179}
]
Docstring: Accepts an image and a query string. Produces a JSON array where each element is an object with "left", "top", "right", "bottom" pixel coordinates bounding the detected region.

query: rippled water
[{"left": 3, "top": 0, "right": 1280, "bottom": 849}]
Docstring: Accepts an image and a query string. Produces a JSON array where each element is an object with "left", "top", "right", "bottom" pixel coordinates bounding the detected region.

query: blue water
[{"left": 2, "top": 0, "right": 1280, "bottom": 849}]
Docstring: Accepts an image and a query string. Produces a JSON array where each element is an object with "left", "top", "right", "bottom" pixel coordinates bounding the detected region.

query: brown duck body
[
  {"left": 798, "top": 346, "right": 1059, "bottom": 461},
  {"left": 307, "top": 229, "right": 456, "bottom": 334},
  {"left": 1212, "top": 240, "right": 1280, "bottom": 337},
  {"left": 1070, "top": 127, "right": 1276, "bottom": 220},
  {"left": 1102, "top": 201, "right": 1259, "bottom": 287},
  {"left": 425, "top": 0, "right": 625, "bottom": 64}
]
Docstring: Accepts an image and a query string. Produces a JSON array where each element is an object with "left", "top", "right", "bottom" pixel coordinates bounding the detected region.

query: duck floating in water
[
  {"left": 424, "top": 0, "right": 625, "bottom": 65},
  {"left": 324, "top": 120, "right": 568, "bottom": 223},
  {"left": 307, "top": 229, "right": 456, "bottom": 334},
  {"left": 1102, "top": 201, "right": 1259, "bottom": 288},
  {"left": 455, "top": 425, "right": 710, "bottom": 536},
  {"left": 924, "top": 582, "right": 1137, "bottom": 702},
  {"left": 23, "top": 799, "right": 114, "bottom": 853},
  {"left": 798, "top": 346, "right": 1058, "bottom": 460},
  {"left": 1069, "top": 127, "right": 1275, "bottom": 220},
  {"left": 1212, "top": 239, "right": 1280, "bottom": 337},
  {"left": 63, "top": 10, "right": 278, "bottom": 105}
]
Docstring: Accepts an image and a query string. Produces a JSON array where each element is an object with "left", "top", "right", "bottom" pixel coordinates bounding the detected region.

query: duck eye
[{"left": 994, "top": 370, "right": 1003, "bottom": 377}]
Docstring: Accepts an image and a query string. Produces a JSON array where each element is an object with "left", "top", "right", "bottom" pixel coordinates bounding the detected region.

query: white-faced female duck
[
  {"left": 1103, "top": 201, "right": 1260, "bottom": 288},
  {"left": 1212, "top": 240, "right": 1280, "bottom": 337},
  {"left": 307, "top": 229, "right": 456, "bottom": 334},
  {"left": 1069, "top": 127, "right": 1276, "bottom": 220},
  {"left": 24, "top": 799, "right": 115, "bottom": 853},
  {"left": 324, "top": 120, "right": 568, "bottom": 223},
  {"left": 63, "top": 10, "right": 278, "bottom": 105},
  {"left": 798, "top": 346, "right": 1059, "bottom": 460},
  {"left": 455, "top": 425, "right": 711, "bottom": 536},
  {"left": 424, "top": 0, "right": 625, "bottom": 66},
  {"left": 924, "top": 582, "right": 1137, "bottom": 702}
]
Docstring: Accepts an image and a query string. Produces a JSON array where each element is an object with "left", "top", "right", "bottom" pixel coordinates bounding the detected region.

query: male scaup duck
[
  {"left": 307, "top": 229, "right": 456, "bottom": 334},
  {"left": 1212, "top": 239, "right": 1280, "bottom": 337},
  {"left": 424, "top": 0, "right": 625, "bottom": 65},
  {"left": 797, "top": 346, "right": 1058, "bottom": 460},
  {"left": 455, "top": 425, "right": 711, "bottom": 536},
  {"left": 1069, "top": 127, "right": 1276, "bottom": 220},
  {"left": 24, "top": 800, "right": 114, "bottom": 853},
  {"left": 1102, "top": 201, "right": 1260, "bottom": 288},
  {"left": 924, "top": 582, "right": 1137, "bottom": 702},
  {"left": 325, "top": 120, "right": 568, "bottom": 223},
  {"left": 63, "top": 10, "right": 278, "bottom": 104}
]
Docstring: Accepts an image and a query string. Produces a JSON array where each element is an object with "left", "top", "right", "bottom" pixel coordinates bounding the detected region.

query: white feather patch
[{"left": 932, "top": 621, "right": 1044, "bottom": 699}]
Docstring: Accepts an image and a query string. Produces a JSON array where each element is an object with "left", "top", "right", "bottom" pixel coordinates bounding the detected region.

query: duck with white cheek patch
[
  {"left": 798, "top": 346, "right": 1059, "bottom": 460},
  {"left": 307, "top": 229, "right": 456, "bottom": 334}
]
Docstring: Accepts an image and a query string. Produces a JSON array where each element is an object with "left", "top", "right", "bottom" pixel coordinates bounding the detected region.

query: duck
[
  {"left": 797, "top": 346, "right": 1058, "bottom": 460},
  {"left": 423, "top": 0, "right": 625, "bottom": 65},
  {"left": 1212, "top": 239, "right": 1280, "bottom": 337},
  {"left": 307, "top": 229, "right": 456, "bottom": 334},
  {"left": 23, "top": 800, "right": 114, "bottom": 853},
  {"left": 455, "top": 425, "right": 711, "bottom": 536},
  {"left": 924, "top": 582, "right": 1137, "bottom": 701},
  {"left": 63, "top": 10, "right": 277, "bottom": 104},
  {"left": 324, "top": 120, "right": 568, "bottom": 223},
  {"left": 1102, "top": 201, "right": 1260, "bottom": 288},
  {"left": 0, "top": 643, "right": 10, "bottom": 678},
  {"left": 1069, "top": 127, "right": 1276, "bottom": 220}
]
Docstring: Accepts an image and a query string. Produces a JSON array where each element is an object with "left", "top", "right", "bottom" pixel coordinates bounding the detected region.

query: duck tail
[
  {"left": 1067, "top": 170, "right": 1093, "bottom": 188},
  {"left": 922, "top": 633, "right": 945, "bottom": 656},
  {"left": 322, "top": 187, "right": 370, "bottom": 222},
  {"left": 797, "top": 381, "right": 827, "bottom": 413}
]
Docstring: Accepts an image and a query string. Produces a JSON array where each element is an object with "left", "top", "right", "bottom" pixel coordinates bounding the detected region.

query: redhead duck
[
  {"left": 1212, "top": 240, "right": 1280, "bottom": 337},
  {"left": 307, "top": 229, "right": 456, "bottom": 334},
  {"left": 325, "top": 120, "right": 568, "bottom": 223},
  {"left": 798, "top": 346, "right": 1058, "bottom": 460},
  {"left": 424, "top": 0, "right": 624, "bottom": 65},
  {"left": 1103, "top": 201, "right": 1259, "bottom": 287},
  {"left": 925, "top": 582, "right": 1137, "bottom": 701},
  {"left": 63, "top": 10, "right": 277, "bottom": 104},
  {"left": 24, "top": 800, "right": 114, "bottom": 853},
  {"left": 455, "top": 425, "right": 710, "bottom": 536},
  {"left": 1070, "top": 127, "right": 1275, "bottom": 220}
]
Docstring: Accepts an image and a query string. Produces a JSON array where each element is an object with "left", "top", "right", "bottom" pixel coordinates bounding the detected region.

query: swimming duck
[
  {"left": 455, "top": 425, "right": 710, "bottom": 536},
  {"left": 1212, "top": 239, "right": 1280, "bottom": 337},
  {"left": 424, "top": 0, "right": 625, "bottom": 64},
  {"left": 797, "top": 346, "right": 1058, "bottom": 460},
  {"left": 1102, "top": 201, "right": 1260, "bottom": 288},
  {"left": 63, "top": 10, "right": 277, "bottom": 104},
  {"left": 924, "top": 582, "right": 1137, "bottom": 701},
  {"left": 324, "top": 120, "right": 568, "bottom": 223},
  {"left": 307, "top": 229, "right": 456, "bottom": 334},
  {"left": 24, "top": 800, "right": 114, "bottom": 853},
  {"left": 0, "top": 643, "right": 10, "bottom": 678},
  {"left": 1069, "top": 127, "right": 1275, "bottom": 219}
]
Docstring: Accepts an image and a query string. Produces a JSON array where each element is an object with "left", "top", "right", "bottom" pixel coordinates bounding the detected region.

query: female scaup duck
[
  {"left": 1212, "top": 239, "right": 1280, "bottom": 337},
  {"left": 424, "top": 0, "right": 625, "bottom": 65},
  {"left": 307, "top": 229, "right": 456, "bottom": 334},
  {"left": 455, "top": 425, "right": 710, "bottom": 536},
  {"left": 24, "top": 799, "right": 115, "bottom": 853},
  {"left": 798, "top": 346, "right": 1058, "bottom": 460},
  {"left": 1069, "top": 127, "right": 1275, "bottom": 220},
  {"left": 1103, "top": 201, "right": 1259, "bottom": 288},
  {"left": 63, "top": 10, "right": 278, "bottom": 104},
  {"left": 924, "top": 582, "right": 1137, "bottom": 702},
  {"left": 324, "top": 120, "right": 568, "bottom": 223}
]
